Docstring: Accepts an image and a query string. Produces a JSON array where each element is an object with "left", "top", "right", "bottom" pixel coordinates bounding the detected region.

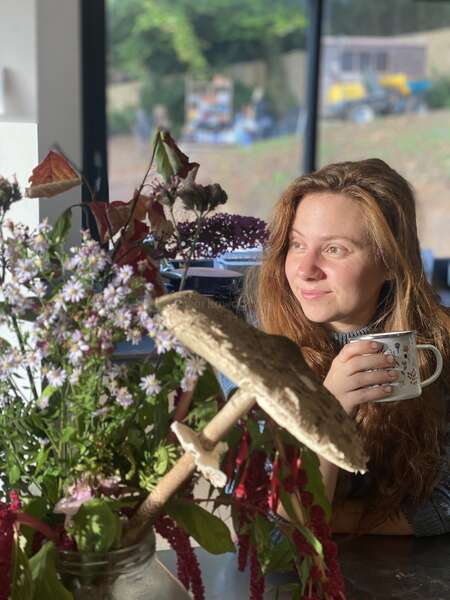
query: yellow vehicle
[{"left": 324, "top": 72, "right": 429, "bottom": 122}]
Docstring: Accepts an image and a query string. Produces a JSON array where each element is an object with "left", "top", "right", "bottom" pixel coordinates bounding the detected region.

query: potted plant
[{"left": 0, "top": 132, "right": 359, "bottom": 600}]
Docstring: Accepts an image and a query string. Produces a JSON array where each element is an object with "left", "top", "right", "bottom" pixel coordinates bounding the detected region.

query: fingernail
[
  {"left": 383, "top": 385, "right": 392, "bottom": 393},
  {"left": 371, "top": 342, "right": 380, "bottom": 349},
  {"left": 386, "top": 355, "right": 394, "bottom": 363}
]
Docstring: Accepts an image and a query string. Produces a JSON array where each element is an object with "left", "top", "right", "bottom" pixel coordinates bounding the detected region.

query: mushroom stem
[{"left": 123, "top": 389, "right": 256, "bottom": 546}]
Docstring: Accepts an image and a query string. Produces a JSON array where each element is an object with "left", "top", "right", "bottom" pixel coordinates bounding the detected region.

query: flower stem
[{"left": 9, "top": 313, "right": 38, "bottom": 401}]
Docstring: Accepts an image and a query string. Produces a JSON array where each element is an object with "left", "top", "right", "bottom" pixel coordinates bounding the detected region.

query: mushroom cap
[{"left": 156, "top": 291, "right": 368, "bottom": 473}]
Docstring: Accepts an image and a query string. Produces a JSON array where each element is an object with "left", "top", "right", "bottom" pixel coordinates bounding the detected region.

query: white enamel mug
[{"left": 350, "top": 330, "right": 443, "bottom": 403}]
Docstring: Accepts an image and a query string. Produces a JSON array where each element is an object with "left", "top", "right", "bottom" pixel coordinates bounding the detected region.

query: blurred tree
[
  {"left": 325, "top": 0, "right": 450, "bottom": 36},
  {"left": 107, "top": 0, "right": 307, "bottom": 118}
]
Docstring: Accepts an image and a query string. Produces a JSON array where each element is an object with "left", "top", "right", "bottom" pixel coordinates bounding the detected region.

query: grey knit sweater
[{"left": 217, "top": 325, "right": 450, "bottom": 537}]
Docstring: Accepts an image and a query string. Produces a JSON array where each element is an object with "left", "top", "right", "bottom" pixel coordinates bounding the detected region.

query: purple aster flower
[
  {"left": 115, "top": 387, "right": 133, "bottom": 408},
  {"left": 139, "top": 374, "right": 161, "bottom": 396},
  {"left": 62, "top": 278, "right": 85, "bottom": 303}
]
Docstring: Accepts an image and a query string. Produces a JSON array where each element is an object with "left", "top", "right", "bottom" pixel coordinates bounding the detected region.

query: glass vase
[{"left": 56, "top": 530, "right": 191, "bottom": 600}]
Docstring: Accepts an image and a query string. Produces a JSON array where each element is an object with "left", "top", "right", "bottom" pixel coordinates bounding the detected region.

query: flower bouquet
[{"left": 0, "top": 132, "right": 360, "bottom": 600}]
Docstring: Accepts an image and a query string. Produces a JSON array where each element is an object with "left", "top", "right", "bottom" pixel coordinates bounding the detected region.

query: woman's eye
[
  {"left": 325, "top": 245, "right": 346, "bottom": 256},
  {"left": 289, "top": 240, "right": 305, "bottom": 251}
]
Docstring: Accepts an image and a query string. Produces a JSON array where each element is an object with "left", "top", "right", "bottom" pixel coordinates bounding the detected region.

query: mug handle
[{"left": 417, "top": 344, "right": 443, "bottom": 389}]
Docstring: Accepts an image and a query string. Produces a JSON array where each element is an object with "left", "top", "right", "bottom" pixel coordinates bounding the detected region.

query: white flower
[
  {"left": 126, "top": 328, "right": 142, "bottom": 345},
  {"left": 113, "top": 308, "right": 132, "bottom": 330},
  {"left": 102, "top": 284, "right": 117, "bottom": 304},
  {"left": 154, "top": 330, "right": 175, "bottom": 354},
  {"left": 115, "top": 387, "right": 133, "bottom": 408},
  {"left": 185, "top": 356, "right": 206, "bottom": 378},
  {"left": 115, "top": 285, "right": 131, "bottom": 300},
  {"left": 46, "top": 368, "right": 67, "bottom": 388},
  {"left": 31, "top": 278, "right": 47, "bottom": 299},
  {"left": 3, "top": 281, "right": 24, "bottom": 305},
  {"left": 115, "top": 265, "right": 134, "bottom": 284},
  {"left": 139, "top": 374, "right": 161, "bottom": 396},
  {"left": 15, "top": 258, "right": 38, "bottom": 283},
  {"left": 69, "top": 368, "right": 82, "bottom": 385},
  {"left": 180, "top": 374, "right": 198, "bottom": 392},
  {"left": 62, "top": 278, "right": 85, "bottom": 303}
]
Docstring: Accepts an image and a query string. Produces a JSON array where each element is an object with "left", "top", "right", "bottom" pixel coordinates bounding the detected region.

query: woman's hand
[{"left": 323, "top": 340, "right": 400, "bottom": 415}]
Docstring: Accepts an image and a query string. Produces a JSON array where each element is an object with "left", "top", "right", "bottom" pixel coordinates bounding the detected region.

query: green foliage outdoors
[
  {"left": 140, "top": 75, "right": 186, "bottom": 135},
  {"left": 325, "top": 0, "right": 450, "bottom": 35},
  {"left": 108, "top": 106, "right": 136, "bottom": 135},
  {"left": 107, "top": 0, "right": 306, "bottom": 119},
  {"left": 425, "top": 76, "right": 450, "bottom": 110}
]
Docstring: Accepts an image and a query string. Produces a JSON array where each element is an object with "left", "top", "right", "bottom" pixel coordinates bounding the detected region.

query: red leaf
[
  {"left": 88, "top": 201, "right": 110, "bottom": 244},
  {"left": 26, "top": 150, "right": 80, "bottom": 198}
]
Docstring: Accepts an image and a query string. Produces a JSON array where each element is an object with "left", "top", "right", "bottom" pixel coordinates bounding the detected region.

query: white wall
[{"left": 0, "top": 0, "right": 82, "bottom": 245}]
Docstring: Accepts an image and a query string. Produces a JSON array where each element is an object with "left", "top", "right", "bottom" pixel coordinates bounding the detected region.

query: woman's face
[{"left": 284, "top": 192, "right": 387, "bottom": 332}]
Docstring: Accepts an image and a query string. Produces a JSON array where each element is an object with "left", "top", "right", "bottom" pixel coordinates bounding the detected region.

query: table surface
[{"left": 157, "top": 533, "right": 450, "bottom": 599}]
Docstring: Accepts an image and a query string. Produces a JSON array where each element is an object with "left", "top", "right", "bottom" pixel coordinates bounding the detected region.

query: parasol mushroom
[{"left": 123, "top": 290, "right": 368, "bottom": 545}]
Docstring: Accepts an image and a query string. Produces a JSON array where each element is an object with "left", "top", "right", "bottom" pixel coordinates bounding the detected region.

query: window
[
  {"left": 106, "top": 0, "right": 307, "bottom": 227},
  {"left": 341, "top": 51, "right": 354, "bottom": 71},
  {"left": 320, "top": 0, "right": 450, "bottom": 260}
]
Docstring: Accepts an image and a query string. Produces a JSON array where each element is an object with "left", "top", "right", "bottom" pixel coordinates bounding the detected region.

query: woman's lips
[{"left": 300, "top": 289, "right": 331, "bottom": 300}]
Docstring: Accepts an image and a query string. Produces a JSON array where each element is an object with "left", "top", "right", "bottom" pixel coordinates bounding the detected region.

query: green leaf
[
  {"left": 69, "top": 499, "right": 121, "bottom": 552},
  {"left": 264, "top": 535, "right": 293, "bottom": 574},
  {"left": 153, "top": 131, "right": 175, "bottom": 182},
  {"left": 298, "top": 556, "right": 311, "bottom": 595},
  {"left": 36, "top": 385, "right": 56, "bottom": 409},
  {"left": 8, "top": 462, "right": 21, "bottom": 484},
  {"left": 278, "top": 488, "right": 297, "bottom": 523},
  {"left": 166, "top": 498, "right": 235, "bottom": 555},
  {"left": 296, "top": 524, "right": 323, "bottom": 559},
  {"left": 252, "top": 515, "right": 293, "bottom": 575},
  {"left": 153, "top": 445, "right": 170, "bottom": 475},
  {"left": 153, "top": 130, "right": 198, "bottom": 182},
  {"left": 301, "top": 448, "right": 331, "bottom": 522},
  {"left": 29, "top": 541, "right": 73, "bottom": 600},
  {"left": 21, "top": 497, "right": 49, "bottom": 552},
  {"left": 10, "top": 536, "right": 34, "bottom": 600},
  {"left": 60, "top": 426, "right": 77, "bottom": 443},
  {"left": 50, "top": 207, "right": 73, "bottom": 245}
]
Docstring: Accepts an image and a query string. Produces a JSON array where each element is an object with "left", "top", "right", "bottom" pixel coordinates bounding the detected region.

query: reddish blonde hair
[{"left": 257, "top": 158, "right": 450, "bottom": 519}]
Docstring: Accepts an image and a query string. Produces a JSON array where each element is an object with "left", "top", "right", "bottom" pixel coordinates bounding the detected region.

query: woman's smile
[{"left": 300, "top": 289, "right": 332, "bottom": 300}]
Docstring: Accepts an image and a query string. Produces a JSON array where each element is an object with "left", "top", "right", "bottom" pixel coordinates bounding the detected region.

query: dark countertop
[
  {"left": 158, "top": 533, "right": 450, "bottom": 599},
  {"left": 336, "top": 533, "right": 450, "bottom": 600}
]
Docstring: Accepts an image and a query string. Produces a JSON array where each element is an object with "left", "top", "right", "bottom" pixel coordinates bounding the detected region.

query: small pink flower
[{"left": 54, "top": 480, "right": 93, "bottom": 524}]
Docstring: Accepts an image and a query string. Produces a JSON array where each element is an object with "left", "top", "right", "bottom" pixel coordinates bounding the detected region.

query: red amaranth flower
[
  {"left": 0, "top": 502, "right": 17, "bottom": 600},
  {"left": 268, "top": 456, "right": 280, "bottom": 512},
  {"left": 292, "top": 529, "right": 315, "bottom": 557},
  {"left": 9, "top": 490, "right": 21, "bottom": 512},
  {"left": 155, "top": 515, "right": 205, "bottom": 600},
  {"left": 237, "top": 533, "right": 250, "bottom": 571},
  {"left": 249, "top": 545, "right": 265, "bottom": 600}
]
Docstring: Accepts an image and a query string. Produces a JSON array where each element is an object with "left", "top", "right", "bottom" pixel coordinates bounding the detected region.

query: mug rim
[{"left": 350, "top": 330, "right": 416, "bottom": 340}]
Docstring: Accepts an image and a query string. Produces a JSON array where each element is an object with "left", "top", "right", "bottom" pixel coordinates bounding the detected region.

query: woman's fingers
[
  {"left": 346, "top": 382, "right": 395, "bottom": 405},
  {"left": 338, "top": 340, "right": 383, "bottom": 362},
  {"left": 348, "top": 351, "right": 395, "bottom": 375},
  {"left": 352, "top": 367, "right": 400, "bottom": 390}
]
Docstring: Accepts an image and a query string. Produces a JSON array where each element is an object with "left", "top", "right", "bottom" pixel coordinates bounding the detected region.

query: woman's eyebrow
[{"left": 290, "top": 228, "right": 363, "bottom": 246}]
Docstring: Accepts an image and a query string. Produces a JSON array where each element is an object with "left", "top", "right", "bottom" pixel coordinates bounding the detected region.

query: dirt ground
[{"left": 108, "top": 109, "right": 450, "bottom": 257}]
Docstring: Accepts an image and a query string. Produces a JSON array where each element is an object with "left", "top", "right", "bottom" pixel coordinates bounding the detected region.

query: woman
[{"left": 225, "top": 158, "right": 450, "bottom": 536}]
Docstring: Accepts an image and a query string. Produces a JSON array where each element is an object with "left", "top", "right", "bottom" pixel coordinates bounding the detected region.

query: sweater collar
[{"left": 330, "top": 324, "right": 375, "bottom": 350}]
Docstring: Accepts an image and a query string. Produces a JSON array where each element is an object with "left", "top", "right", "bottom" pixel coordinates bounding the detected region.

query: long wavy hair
[{"left": 256, "top": 158, "right": 450, "bottom": 524}]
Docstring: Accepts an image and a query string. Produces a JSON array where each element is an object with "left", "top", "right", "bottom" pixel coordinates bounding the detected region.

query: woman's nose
[{"left": 297, "top": 250, "right": 325, "bottom": 280}]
